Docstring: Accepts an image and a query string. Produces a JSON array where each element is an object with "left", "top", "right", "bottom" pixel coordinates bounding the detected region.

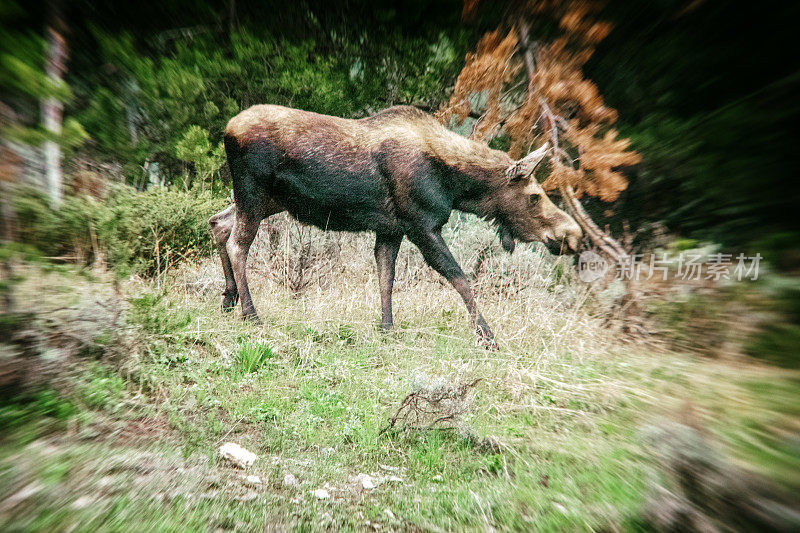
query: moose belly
[{"left": 271, "top": 167, "right": 396, "bottom": 233}]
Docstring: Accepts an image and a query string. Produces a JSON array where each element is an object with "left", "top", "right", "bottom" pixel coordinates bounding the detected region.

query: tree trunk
[
  {"left": 517, "top": 22, "right": 629, "bottom": 264},
  {"left": 0, "top": 177, "right": 16, "bottom": 313},
  {"left": 41, "top": 1, "right": 67, "bottom": 208},
  {"left": 229, "top": 0, "right": 238, "bottom": 32}
]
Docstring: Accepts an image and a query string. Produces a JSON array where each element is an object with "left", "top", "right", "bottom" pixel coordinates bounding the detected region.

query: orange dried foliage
[
  {"left": 461, "top": 0, "right": 482, "bottom": 21},
  {"left": 540, "top": 121, "right": 640, "bottom": 201},
  {"left": 437, "top": 30, "right": 519, "bottom": 141},
  {"left": 442, "top": 0, "right": 639, "bottom": 202},
  {"left": 557, "top": 1, "right": 612, "bottom": 45}
]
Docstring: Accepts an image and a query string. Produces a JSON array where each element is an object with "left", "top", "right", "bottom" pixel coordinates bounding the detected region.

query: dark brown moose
[{"left": 209, "top": 105, "right": 582, "bottom": 346}]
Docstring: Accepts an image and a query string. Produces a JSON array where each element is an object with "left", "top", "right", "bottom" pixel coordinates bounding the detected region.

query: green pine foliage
[{"left": 73, "top": 27, "right": 467, "bottom": 188}]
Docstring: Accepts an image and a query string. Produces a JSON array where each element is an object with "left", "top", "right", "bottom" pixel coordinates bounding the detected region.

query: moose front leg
[
  {"left": 409, "top": 229, "right": 497, "bottom": 348},
  {"left": 227, "top": 207, "right": 264, "bottom": 322},
  {"left": 374, "top": 233, "right": 402, "bottom": 331}
]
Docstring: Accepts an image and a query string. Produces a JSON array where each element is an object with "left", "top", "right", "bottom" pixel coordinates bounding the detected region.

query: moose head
[{"left": 495, "top": 142, "right": 583, "bottom": 254}]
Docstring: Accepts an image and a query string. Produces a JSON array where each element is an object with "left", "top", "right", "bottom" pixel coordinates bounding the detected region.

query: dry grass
[{"left": 210, "top": 211, "right": 602, "bottom": 351}]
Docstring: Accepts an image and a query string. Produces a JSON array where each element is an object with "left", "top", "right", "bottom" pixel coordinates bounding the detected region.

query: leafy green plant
[
  {"left": 98, "top": 185, "right": 227, "bottom": 276},
  {"left": 128, "top": 293, "right": 191, "bottom": 335},
  {"left": 76, "top": 27, "right": 468, "bottom": 187},
  {"left": 174, "top": 125, "right": 225, "bottom": 191},
  {"left": 75, "top": 364, "right": 126, "bottom": 411},
  {"left": 12, "top": 185, "right": 102, "bottom": 262},
  {"left": 0, "top": 389, "right": 77, "bottom": 431},
  {"left": 236, "top": 341, "right": 275, "bottom": 374},
  {"left": 12, "top": 184, "right": 227, "bottom": 276}
]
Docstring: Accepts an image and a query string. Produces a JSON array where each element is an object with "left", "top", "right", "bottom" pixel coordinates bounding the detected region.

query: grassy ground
[{"left": 1, "top": 216, "right": 798, "bottom": 531}]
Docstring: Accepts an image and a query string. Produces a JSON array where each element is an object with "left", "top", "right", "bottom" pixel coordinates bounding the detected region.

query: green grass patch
[
  {"left": 2, "top": 257, "right": 797, "bottom": 532},
  {"left": 236, "top": 341, "right": 275, "bottom": 375}
]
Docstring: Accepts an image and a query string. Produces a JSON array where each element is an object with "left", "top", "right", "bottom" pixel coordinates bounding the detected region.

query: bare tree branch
[{"left": 517, "top": 23, "right": 630, "bottom": 263}]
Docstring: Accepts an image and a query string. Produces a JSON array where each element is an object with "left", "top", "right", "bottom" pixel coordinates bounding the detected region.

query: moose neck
[
  {"left": 427, "top": 130, "right": 512, "bottom": 221},
  {"left": 450, "top": 161, "right": 508, "bottom": 222}
]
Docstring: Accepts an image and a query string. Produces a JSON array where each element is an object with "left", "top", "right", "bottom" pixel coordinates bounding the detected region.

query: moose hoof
[
  {"left": 221, "top": 291, "right": 239, "bottom": 312},
  {"left": 476, "top": 327, "right": 499, "bottom": 351},
  {"left": 481, "top": 336, "right": 500, "bottom": 351},
  {"left": 242, "top": 310, "right": 261, "bottom": 325}
]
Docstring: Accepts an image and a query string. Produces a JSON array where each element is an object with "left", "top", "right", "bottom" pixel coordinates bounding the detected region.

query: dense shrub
[
  {"left": 13, "top": 185, "right": 102, "bottom": 262},
  {"left": 12, "top": 185, "right": 228, "bottom": 275},
  {"left": 640, "top": 423, "right": 800, "bottom": 531},
  {"left": 746, "top": 283, "right": 800, "bottom": 368},
  {"left": 75, "top": 27, "right": 467, "bottom": 188},
  {"left": 99, "top": 186, "right": 227, "bottom": 275}
]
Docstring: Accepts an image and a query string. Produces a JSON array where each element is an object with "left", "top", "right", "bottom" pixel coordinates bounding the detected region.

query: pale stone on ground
[
  {"left": 312, "top": 488, "right": 330, "bottom": 499},
  {"left": 219, "top": 442, "right": 257, "bottom": 468}
]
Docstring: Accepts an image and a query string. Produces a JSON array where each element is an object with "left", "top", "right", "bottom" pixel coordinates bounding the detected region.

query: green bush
[
  {"left": 74, "top": 27, "right": 467, "bottom": 188},
  {"left": 12, "top": 184, "right": 228, "bottom": 276},
  {"left": 127, "top": 293, "right": 192, "bottom": 334},
  {"left": 13, "top": 185, "right": 102, "bottom": 262},
  {"left": 99, "top": 185, "right": 227, "bottom": 275}
]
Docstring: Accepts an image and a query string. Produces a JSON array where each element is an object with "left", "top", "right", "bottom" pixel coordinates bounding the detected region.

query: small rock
[
  {"left": 219, "top": 442, "right": 257, "bottom": 469},
  {"left": 378, "top": 464, "right": 399, "bottom": 472},
  {"left": 355, "top": 473, "right": 376, "bottom": 490},
  {"left": 70, "top": 496, "right": 94, "bottom": 510},
  {"left": 553, "top": 502, "right": 568, "bottom": 514},
  {"left": 244, "top": 475, "right": 262, "bottom": 486},
  {"left": 432, "top": 474, "right": 443, "bottom": 482},
  {"left": 282, "top": 473, "right": 297, "bottom": 487},
  {"left": 387, "top": 475, "right": 404, "bottom": 483},
  {"left": 312, "top": 488, "right": 330, "bottom": 499},
  {"left": 384, "top": 508, "right": 396, "bottom": 520}
]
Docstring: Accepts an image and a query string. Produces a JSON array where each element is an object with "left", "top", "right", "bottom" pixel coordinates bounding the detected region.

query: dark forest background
[{"left": 2, "top": 0, "right": 799, "bottom": 262}]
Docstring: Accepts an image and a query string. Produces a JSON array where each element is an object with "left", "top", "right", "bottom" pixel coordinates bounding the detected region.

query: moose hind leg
[
  {"left": 409, "top": 229, "right": 497, "bottom": 348},
  {"left": 374, "top": 233, "right": 402, "bottom": 331},
  {"left": 209, "top": 205, "right": 238, "bottom": 311},
  {"left": 227, "top": 207, "right": 263, "bottom": 322}
]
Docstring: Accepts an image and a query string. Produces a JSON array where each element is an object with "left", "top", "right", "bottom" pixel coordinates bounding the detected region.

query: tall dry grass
[
  {"left": 215, "top": 212, "right": 602, "bottom": 348},
  {"left": 165, "top": 211, "right": 633, "bottom": 423}
]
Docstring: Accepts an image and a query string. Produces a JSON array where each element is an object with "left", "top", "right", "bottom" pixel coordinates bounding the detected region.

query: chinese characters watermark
[{"left": 576, "top": 251, "right": 762, "bottom": 283}]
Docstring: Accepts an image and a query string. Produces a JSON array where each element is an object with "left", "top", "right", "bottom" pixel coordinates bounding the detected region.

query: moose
[{"left": 209, "top": 105, "right": 582, "bottom": 346}]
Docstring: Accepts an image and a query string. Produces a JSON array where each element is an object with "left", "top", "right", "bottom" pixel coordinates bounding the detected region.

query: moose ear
[{"left": 506, "top": 142, "right": 550, "bottom": 182}]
